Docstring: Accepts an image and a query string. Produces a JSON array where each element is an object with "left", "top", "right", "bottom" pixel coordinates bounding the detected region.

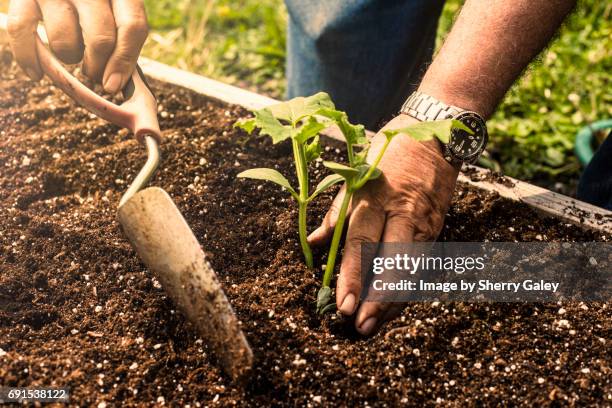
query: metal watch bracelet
[{"left": 400, "top": 91, "right": 463, "bottom": 122}]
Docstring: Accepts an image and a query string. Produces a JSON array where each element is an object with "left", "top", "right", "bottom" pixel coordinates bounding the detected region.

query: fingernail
[
  {"left": 358, "top": 317, "right": 377, "bottom": 335},
  {"left": 25, "top": 68, "right": 40, "bottom": 81},
  {"left": 339, "top": 293, "right": 356, "bottom": 315},
  {"left": 307, "top": 227, "right": 323, "bottom": 243},
  {"left": 104, "top": 72, "right": 122, "bottom": 94}
]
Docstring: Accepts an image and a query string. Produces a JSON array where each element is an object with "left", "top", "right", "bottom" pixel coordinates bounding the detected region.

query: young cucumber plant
[
  {"left": 315, "top": 117, "right": 473, "bottom": 314},
  {"left": 234, "top": 91, "right": 471, "bottom": 314},
  {"left": 234, "top": 93, "right": 344, "bottom": 269}
]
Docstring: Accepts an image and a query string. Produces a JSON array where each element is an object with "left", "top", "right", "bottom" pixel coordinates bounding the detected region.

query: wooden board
[
  {"left": 1, "top": 12, "right": 609, "bottom": 234},
  {"left": 457, "top": 167, "right": 611, "bottom": 233}
]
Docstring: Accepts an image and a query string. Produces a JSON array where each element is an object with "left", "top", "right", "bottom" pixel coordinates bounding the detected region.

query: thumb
[
  {"left": 307, "top": 185, "right": 350, "bottom": 247},
  {"left": 103, "top": 0, "right": 148, "bottom": 94}
]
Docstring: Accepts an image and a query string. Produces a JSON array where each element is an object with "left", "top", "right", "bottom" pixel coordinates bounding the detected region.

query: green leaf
[
  {"left": 234, "top": 118, "right": 257, "bottom": 133},
  {"left": 293, "top": 118, "right": 326, "bottom": 144},
  {"left": 309, "top": 174, "right": 344, "bottom": 201},
  {"left": 383, "top": 119, "right": 472, "bottom": 144},
  {"left": 317, "top": 108, "right": 367, "bottom": 146},
  {"left": 304, "top": 135, "right": 322, "bottom": 162},
  {"left": 235, "top": 109, "right": 292, "bottom": 144},
  {"left": 268, "top": 92, "right": 335, "bottom": 124},
  {"left": 238, "top": 94, "right": 335, "bottom": 144},
  {"left": 353, "top": 147, "right": 370, "bottom": 166},
  {"left": 252, "top": 109, "right": 292, "bottom": 144},
  {"left": 323, "top": 161, "right": 360, "bottom": 181},
  {"left": 356, "top": 164, "right": 382, "bottom": 181},
  {"left": 237, "top": 168, "right": 298, "bottom": 198},
  {"left": 545, "top": 147, "right": 565, "bottom": 167},
  {"left": 235, "top": 93, "right": 337, "bottom": 145},
  {"left": 316, "top": 286, "right": 333, "bottom": 313}
]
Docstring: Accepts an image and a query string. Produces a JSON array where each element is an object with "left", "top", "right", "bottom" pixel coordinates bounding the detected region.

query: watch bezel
[{"left": 448, "top": 110, "right": 488, "bottom": 163}]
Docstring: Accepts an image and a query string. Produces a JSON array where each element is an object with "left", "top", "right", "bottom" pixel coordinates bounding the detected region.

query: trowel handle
[{"left": 34, "top": 35, "right": 161, "bottom": 143}]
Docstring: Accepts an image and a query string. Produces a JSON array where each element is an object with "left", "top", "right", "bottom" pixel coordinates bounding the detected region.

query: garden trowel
[{"left": 34, "top": 36, "right": 253, "bottom": 381}]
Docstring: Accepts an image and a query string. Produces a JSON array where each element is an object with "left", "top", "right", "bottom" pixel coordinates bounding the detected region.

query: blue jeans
[
  {"left": 577, "top": 133, "right": 612, "bottom": 210},
  {"left": 285, "top": 0, "right": 445, "bottom": 129}
]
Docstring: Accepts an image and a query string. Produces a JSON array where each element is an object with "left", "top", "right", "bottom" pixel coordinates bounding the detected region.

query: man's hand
[
  {"left": 308, "top": 114, "right": 459, "bottom": 335},
  {"left": 7, "top": 0, "right": 148, "bottom": 93}
]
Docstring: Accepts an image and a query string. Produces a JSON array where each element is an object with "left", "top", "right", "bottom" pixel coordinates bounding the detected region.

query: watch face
[{"left": 449, "top": 111, "right": 488, "bottom": 161}]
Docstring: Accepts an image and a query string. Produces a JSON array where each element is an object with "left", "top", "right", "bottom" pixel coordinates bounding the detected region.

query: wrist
[{"left": 395, "top": 112, "right": 463, "bottom": 172}]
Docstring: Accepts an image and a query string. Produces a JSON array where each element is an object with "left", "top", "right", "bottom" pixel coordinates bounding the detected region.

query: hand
[
  {"left": 7, "top": 0, "right": 148, "bottom": 93},
  {"left": 308, "top": 114, "right": 459, "bottom": 335}
]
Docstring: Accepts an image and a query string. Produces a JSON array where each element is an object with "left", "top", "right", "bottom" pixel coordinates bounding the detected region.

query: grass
[
  {"left": 482, "top": 1, "right": 611, "bottom": 182},
  {"left": 1, "top": 0, "right": 609, "bottom": 186},
  {"left": 143, "top": 0, "right": 286, "bottom": 97}
]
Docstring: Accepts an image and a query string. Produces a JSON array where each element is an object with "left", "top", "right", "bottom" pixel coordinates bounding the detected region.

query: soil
[{"left": 1, "top": 45, "right": 611, "bottom": 407}]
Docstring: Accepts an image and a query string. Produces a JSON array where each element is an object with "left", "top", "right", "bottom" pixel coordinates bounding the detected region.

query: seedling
[
  {"left": 234, "top": 92, "right": 471, "bottom": 314},
  {"left": 235, "top": 93, "right": 343, "bottom": 268},
  {"left": 315, "top": 117, "right": 473, "bottom": 314}
]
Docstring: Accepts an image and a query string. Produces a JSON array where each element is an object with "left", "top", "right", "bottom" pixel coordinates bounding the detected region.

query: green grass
[
  {"left": 143, "top": 0, "right": 286, "bottom": 97},
  {"left": 1, "top": 0, "right": 609, "bottom": 186},
  {"left": 483, "top": 1, "right": 611, "bottom": 182}
]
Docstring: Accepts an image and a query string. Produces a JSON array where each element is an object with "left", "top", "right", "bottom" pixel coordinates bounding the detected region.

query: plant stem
[
  {"left": 322, "top": 189, "right": 353, "bottom": 287},
  {"left": 353, "top": 137, "right": 391, "bottom": 190},
  {"left": 320, "top": 137, "right": 391, "bottom": 288},
  {"left": 292, "top": 138, "right": 314, "bottom": 268},
  {"left": 347, "top": 143, "right": 354, "bottom": 167},
  {"left": 298, "top": 200, "right": 313, "bottom": 268}
]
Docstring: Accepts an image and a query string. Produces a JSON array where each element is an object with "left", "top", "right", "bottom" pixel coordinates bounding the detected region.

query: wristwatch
[{"left": 400, "top": 91, "right": 488, "bottom": 166}]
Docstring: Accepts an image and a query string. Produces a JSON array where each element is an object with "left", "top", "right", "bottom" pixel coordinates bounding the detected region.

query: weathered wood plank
[{"left": 458, "top": 167, "right": 611, "bottom": 233}]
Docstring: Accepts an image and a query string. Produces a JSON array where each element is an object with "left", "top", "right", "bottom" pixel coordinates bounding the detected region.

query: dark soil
[{"left": 1, "top": 46, "right": 610, "bottom": 407}]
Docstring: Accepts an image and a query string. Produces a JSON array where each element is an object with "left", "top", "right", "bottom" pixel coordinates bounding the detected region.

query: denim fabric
[
  {"left": 285, "top": 0, "right": 445, "bottom": 129},
  {"left": 577, "top": 133, "right": 612, "bottom": 210}
]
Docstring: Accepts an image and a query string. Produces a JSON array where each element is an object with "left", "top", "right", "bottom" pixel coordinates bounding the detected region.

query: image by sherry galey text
[
  {"left": 373, "top": 278, "right": 559, "bottom": 294},
  {"left": 360, "top": 242, "right": 611, "bottom": 302}
]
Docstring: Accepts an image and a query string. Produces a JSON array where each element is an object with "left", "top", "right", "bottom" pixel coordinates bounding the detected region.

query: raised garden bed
[{"left": 1, "top": 41, "right": 611, "bottom": 407}]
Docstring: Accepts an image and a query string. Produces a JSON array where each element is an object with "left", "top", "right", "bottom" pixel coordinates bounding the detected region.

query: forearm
[{"left": 419, "top": 0, "right": 576, "bottom": 118}]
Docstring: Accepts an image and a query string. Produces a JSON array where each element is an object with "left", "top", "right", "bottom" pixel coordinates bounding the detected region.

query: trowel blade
[{"left": 117, "top": 187, "right": 253, "bottom": 381}]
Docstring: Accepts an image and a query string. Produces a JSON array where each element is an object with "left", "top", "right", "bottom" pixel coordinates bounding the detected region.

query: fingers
[
  {"left": 307, "top": 185, "right": 350, "bottom": 247},
  {"left": 336, "top": 197, "right": 385, "bottom": 315},
  {"left": 356, "top": 301, "right": 404, "bottom": 336},
  {"left": 73, "top": 0, "right": 117, "bottom": 82},
  {"left": 10, "top": 0, "right": 146, "bottom": 91},
  {"left": 39, "top": 0, "right": 83, "bottom": 64},
  {"left": 381, "top": 213, "right": 417, "bottom": 242},
  {"left": 355, "top": 213, "right": 416, "bottom": 335},
  {"left": 7, "top": 0, "right": 43, "bottom": 80},
  {"left": 103, "top": 0, "right": 148, "bottom": 93}
]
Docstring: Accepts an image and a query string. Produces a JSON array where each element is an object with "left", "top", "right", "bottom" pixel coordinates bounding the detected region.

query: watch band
[
  {"left": 401, "top": 91, "right": 488, "bottom": 168},
  {"left": 400, "top": 91, "right": 464, "bottom": 121}
]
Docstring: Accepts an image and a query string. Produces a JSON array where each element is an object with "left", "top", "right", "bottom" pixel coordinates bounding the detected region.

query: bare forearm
[{"left": 419, "top": 0, "right": 576, "bottom": 118}]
